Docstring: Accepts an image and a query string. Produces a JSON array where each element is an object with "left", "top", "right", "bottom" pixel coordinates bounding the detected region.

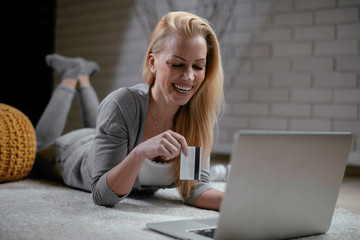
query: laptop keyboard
[{"left": 190, "top": 228, "right": 216, "bottom": 239}]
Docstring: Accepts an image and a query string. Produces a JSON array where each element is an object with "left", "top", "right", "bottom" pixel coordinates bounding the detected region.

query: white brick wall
[
  {"left": 295, "top": 0, "right": 336, "bottom": 10},
  {"left": 254, "top": 59, "right": 290, "bottom": 72},
  {"left": 274, "top": 12, "right": 313, "bottom": 26},
  {"left": 313, "top": 105, "right": 357, "bottom": 119},
  {"left": 273, "top": 43, "right": 312, "bottom": 57},
  {"left": 338, "top": 23, "right": 360, "bottom": 38},
  {"left": 292, "top": 89, "right": 332, "bottom": 102},
  {"left": 272, "top": 104, "right": 311, "bottom": 117},
  {"left": 55, "top": 0, "right": 360, "bottom": 165},
  {"left": 250, "top": 118, "right": 288, "bottom": 130},
  {"left": 291, "top": 119, "right": 332, "bottom": 131},
  {"left": 272, "top": 72, "right": 311, "bottom": 87},
  {"left": 334, "top": 90, "right": 360, "bottom": 102},
  {"left": 255, "top": 29, "right": 291, "bottom": 42},
  {"left": 293, "top": 57, "right": 334, "bottom": 71},
  {"left": 294, "top": 26, "right": 335, "bottom": 40},
  {"left": 337, "top": 56, "right": 360, "bottom": 70},
  {"left": 313, "top": 73, "right": 357, "bottom": 88},
  {"left": 315, "top": 40, "right": 358, "bottom": 56},
  {"left": 316, "top": 8, "right": 359, "bottom": 23}
]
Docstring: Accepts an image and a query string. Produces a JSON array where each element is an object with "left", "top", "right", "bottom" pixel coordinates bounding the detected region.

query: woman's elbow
[
  {"left": 91, "top": 188, "right": 127, "bottom": 207},
  {"left": 92, "top": 191, "right": 116, "bottom": 207}
]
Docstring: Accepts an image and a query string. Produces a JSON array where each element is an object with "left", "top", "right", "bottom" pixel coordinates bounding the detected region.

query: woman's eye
[
  {"left": 170, "top": 63, "right": 184, "bottom": 68},
  {"left": 193, "top": 65, "right": 204, "bottom": 70}
]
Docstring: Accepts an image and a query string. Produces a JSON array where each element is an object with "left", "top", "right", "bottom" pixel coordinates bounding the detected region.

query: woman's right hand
[
  {"left": 107, "top": 130, "right": 188, "bottom": 196},
  {"left": 137, "top": 130, "right": 188, "bottom": 161}
]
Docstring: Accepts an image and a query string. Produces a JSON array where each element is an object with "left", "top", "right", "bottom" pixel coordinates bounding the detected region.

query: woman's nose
[{"left": 183, "top": 68, "right": 194, "bottom": 81}]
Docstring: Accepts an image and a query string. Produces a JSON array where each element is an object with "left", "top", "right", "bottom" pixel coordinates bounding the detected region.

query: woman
[{"left": 35, "top": 11, "right": 224, "bottom": 210}]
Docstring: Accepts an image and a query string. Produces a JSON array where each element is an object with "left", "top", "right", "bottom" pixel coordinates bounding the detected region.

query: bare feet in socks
[{"left": 45, "top": 53, "right": 100, "bottom": 80}]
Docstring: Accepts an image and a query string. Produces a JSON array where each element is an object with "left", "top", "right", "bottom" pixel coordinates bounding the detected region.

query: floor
[{"left": 337, "top": 168, "right": 360, "bottom": 213}]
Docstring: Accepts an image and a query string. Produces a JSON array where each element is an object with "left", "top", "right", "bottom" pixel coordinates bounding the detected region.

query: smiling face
[{"left": 149, "top": 33, "right": 207, "bottom": 108}]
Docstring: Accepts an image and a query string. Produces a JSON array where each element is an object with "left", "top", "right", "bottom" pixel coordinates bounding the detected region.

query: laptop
[{"left": 147, "top": 130, "right": 353, "bottom": 240}]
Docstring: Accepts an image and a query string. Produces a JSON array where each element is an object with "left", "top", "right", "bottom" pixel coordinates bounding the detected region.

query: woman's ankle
[
  {"left": 77, "top": 74, "right": 91, "bottom": 88},
  {"left": 60, "top": 78, "right": 77, "bottom": 89}
]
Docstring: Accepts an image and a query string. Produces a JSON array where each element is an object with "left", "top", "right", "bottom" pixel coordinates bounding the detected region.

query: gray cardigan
[{"left": 88, "top": 83, "right": 212, "bottom": 207}]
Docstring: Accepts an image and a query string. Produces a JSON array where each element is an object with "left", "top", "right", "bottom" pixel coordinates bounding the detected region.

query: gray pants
[
  {"left": 34, "top": 85, "right": 99, "bottom": 188},
  {"left": 36, "top": 85, "right": 99, "bottom": 150}
]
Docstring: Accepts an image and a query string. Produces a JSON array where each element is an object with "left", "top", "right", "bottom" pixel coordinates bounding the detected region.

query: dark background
[{"left": 2, "top": 0, "right": 56, "bottom": 126}]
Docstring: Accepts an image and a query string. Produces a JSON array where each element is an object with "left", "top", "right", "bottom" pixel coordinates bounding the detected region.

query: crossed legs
[{"left": 35, "top": 54, "right": 100, "bottom": 151}]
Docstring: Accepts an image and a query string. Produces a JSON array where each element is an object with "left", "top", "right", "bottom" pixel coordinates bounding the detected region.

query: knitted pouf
[{"left": 0, "top": 103, "right": 37, "bottom": 182}]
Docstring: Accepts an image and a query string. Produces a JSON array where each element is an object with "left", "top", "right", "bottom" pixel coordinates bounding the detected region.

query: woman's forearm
[
  {"left": 106, "top": 147, "right": 144, "bottom": 196},
  {"left": 193, "top": 189, "right": 224, "bottom": 211},
  {"left": 107, "top": 130, "right": 188, "bottom": 196}
]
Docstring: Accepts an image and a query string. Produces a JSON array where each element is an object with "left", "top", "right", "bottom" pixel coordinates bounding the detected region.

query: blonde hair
[{"left": 142, "top": 11, "right": 224, "bottom": 201}]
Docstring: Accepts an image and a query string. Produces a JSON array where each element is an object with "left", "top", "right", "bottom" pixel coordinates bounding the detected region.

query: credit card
[{"left": 180, "top": 146, "right": 201, "bottom": 180}]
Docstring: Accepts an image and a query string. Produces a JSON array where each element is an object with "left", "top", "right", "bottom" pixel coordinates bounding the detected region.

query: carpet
[{"left": 0, "top": 178, "right": 359, "bottom": 240}]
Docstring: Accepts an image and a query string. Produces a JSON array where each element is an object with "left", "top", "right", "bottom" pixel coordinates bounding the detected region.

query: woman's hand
[
  {"left": 107, "top": 130, "right": 188, "bottom": 196},
  {"left": 137, "top": 130, "right": 188, "bottom": 161},
  {"left": 194, "top": 189, "right": 224, "bottom": 211}
]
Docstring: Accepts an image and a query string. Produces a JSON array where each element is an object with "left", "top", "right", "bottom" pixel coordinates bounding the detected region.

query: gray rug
[{"left": 0, "top": 179, "right": 359, "bottom": 240}]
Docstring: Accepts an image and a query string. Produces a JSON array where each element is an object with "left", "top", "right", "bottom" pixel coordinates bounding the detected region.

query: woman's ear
[{"left": 148, "top": 53, "right": 156, "bottom": 73}]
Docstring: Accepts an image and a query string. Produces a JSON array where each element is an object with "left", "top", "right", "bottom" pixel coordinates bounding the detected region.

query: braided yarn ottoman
[{"left": 0, "top": 103, "right": 37, "bottom": 182}]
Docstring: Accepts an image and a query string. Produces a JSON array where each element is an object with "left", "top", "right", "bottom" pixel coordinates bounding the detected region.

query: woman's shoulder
[
  {"left": 98, "top": 83, "right": 149, "bottom": 120},
  {"left": 104, "top": 83, "right": 149, "bottom": 105}
]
